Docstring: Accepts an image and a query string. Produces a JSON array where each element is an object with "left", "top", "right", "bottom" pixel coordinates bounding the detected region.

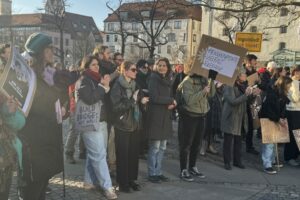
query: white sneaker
[
  {"left": 104, "top": 187, "right": 118, "bottom": 200},
  {"left": 287, "top": 159, "right": 300, "bottom": 167}
]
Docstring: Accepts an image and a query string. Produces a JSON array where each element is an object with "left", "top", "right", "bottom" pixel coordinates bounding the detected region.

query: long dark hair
[
  {"left": 81, "top": 55, "right": 99, "bottom": 70},
  {"left": 272, "top": 67, "right": 284, "bottom": 80},
  {"left": 155, "top": 57, "right": 172, "bottom": 77},
  {"left": 274, "top": 76, "right": 293, "bottom": 96},
  {"left": 31, "top": 47, "right": 52, "bottom": 78}
]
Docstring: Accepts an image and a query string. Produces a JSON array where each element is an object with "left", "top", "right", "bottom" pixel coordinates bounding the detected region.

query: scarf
[
  {"left": 85, "top": 69, "right": 101, "bottom": 83},
  {"left": 118, "top": 75, "right": 140, "bottom": 121},
  {"left": 235, "top": 80, "right": 247, "bottom": 94},
  {"left": 42, "top": 65, "right": 56, "bottom": 86},
  {"left": 118, "top": 75, "right": 136, "bottom": 99}
]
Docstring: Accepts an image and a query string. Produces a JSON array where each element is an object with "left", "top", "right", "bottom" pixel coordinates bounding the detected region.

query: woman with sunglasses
[
  {"left": 146, "top": 58, "right": 176, "bottom": 183},
  {"left": 110, "top": 61, "right": 149, "bottom": 192}
]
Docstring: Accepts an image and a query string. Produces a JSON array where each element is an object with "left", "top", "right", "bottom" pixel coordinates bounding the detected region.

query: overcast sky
[{"left": 12, "top": 0, "right": 121, "bottom": 29}]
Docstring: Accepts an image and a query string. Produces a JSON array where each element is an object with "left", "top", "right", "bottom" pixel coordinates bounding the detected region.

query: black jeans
[
  {"left": 284, "top": 111, "right": 300, "bottom": 161},
  {"left": 20, "top": 179, "right": 49, "bottom": 200},
  {"left": 0, "top": 167, "right": 13, "bottom": 200},
  {"left": 179, "top": 113, "right": 206, "bottom": 171},
  {"left": 246, "top": 105, "right": 254, "bottom": 150},
  {"left": 115, "top": 128, "right": 139, "bottom": 188},
  {"left": 223, "top": 133, "right": 242, "bottom": 165}
]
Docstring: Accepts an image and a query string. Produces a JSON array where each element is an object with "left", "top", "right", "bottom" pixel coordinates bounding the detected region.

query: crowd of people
[{"left": 0, "top": 33, "right": 299, "bottom": 200}]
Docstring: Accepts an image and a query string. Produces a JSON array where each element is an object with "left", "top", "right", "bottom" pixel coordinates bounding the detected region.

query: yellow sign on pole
[{"left": 235, "top": 32, "right": 262, "bottom": 52}]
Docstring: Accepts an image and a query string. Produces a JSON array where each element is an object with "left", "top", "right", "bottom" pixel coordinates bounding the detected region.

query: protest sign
[
  {"left": 260, "top": 118, "right": 290, "bottom": 144},
  {"left": 247, "top": 72, "right": 259, "bottom": 86},
  {"left": 292, "top": 129, "right": 300, "bottom": 151},
  {"left": 190, "top": 34, "right": 248, "bottom": 86},
  {"left": 0, "top": 47, "right": 36, "bottom": 116}
]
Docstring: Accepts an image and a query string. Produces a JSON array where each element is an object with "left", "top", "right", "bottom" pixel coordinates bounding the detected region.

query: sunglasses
[{"left": 129, "top": 68, "right": 137, "bottom": 73}]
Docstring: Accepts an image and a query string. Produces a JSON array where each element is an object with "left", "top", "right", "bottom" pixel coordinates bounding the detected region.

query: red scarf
[{"left": 85, "top": 69, "right": 101, "bottom": 83}]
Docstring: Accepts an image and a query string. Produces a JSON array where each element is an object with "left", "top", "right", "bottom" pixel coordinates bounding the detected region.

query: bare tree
[
  {"left": 39, "top": 0, "right": 69, "bottom": 68},
  {"left": 213, "top": 1, "right": 261, "bottom": 43},
  {"left": 73, "top": 32, "right": 96, "bottom": 62},
  {"left": 175, "top": 0, "right": 300, "bottom": 13},
  {"left": 106, "top": 0, "right": 129, "bottom": 55}
]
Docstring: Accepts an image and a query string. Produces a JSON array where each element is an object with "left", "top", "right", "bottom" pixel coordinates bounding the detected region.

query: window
[
  {"left": 82, "top": 24, "right": 87, "bottom": 29},
  {"left": 193, "top": 34, "right": 196, "bottom": 42},
  {"left": 223, "top": 11, "right": 231, "bottom": 19},
  {"left": 280, "top": 8, "right": 288, "bottom": 17},
  {"left": 174, "top": 21, "right": 181, "bottom": 29},
  {"left": 167, "top": 33, "right": 176, "bottom": 42},
  {"left": 155, "top": 22, "right": 160, "bottom": 29},
  {"left": 158, "top": 45, "right": 161, "bottom": 54},
  {"left": 65, "top": 38, "right": 69, "bottom": 46},
  {"left": 114, "top": 35, "right": 118, "bottom": 42},
  {"left": 167, "top": 9, "right": 176, "bottom": 16},
  {"left": 280, "top": 25, "right": 287, "bottom": 34},
  {"left": 183, "top": 33, "right": 186, "bottom": 42},
  {"left": 72, "top": 22, "right": 78, "bottom": 28},
  {"left": 141, "top": 10, "right": 150, "bottom": 17},
  {"left": 106, "top": 35, "right": 110, "bottom": 42},
  {"left": 133, "top": 36, "right": 138, "bottom": 42},
  {"left": 146, "top": 22, "right": 150, "bottom": 29},
  {"left": 108, "top": 23, "right": 114, "bottom": 31},
  {"left": 132, "top": 23, "right": 138, "bottom": 31},
  {"left": 130, "top": 45, "right": 135, "bottom": 54},
  {"left": 167, "top": 45, "right": 171, "bottom": 54},
  {"left": 250, "top": 26, "right": 257, "bottom": 33},
  {"left": 120, "top": 12, "right": 128, "bottom": 20},
  {"left": 279, "top": 42, "right": 286, "bottom": 50},
  {"left": 54, "top": 37, "right": 58, "bottom": 45},
  {"left": 109, "top": 46, "right": 115, "bottom": 53},
  {"left": 222, "top": 28, "right": 229, "bottom": 36}
]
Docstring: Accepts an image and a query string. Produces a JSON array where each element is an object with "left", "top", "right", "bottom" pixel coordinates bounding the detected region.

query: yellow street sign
[{"left": 235, "top": 32, "right": 262, "bottom": 52}]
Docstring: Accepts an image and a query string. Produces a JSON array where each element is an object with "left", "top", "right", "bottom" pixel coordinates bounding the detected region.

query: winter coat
[
  {"left": 147, "top": 72, "right": 174, "bottom": 140},
  {"left": 286, "top": 79, "right": 300, "bottom": 111},
  {"left": 172, "top": 72, "right": 186, "bottom": 97},
  {"left": 18, "top": 72, "right": 68, "bottom": 182},
  {"left": 221, "top": 85, "right": 248, "bottom": 136},
  {"left": 259, "top": 87, "right": 289, "bottom": 122},
  {"left": 180, "top": 75, "right": 215, "bottom": 116},
  {"left": 110, "top": 76, "right": 140, "bottom": 132},
  {"left": 136, "top": 71, "right": 150, "bottom": 90},
  {"left": 77, "top": 73, "right": 108, "bottom": 122}
]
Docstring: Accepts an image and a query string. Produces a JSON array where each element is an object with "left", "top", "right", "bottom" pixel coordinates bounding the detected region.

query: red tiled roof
[{"left": 104, "top": 0, "right": 202, "bottom": 22}]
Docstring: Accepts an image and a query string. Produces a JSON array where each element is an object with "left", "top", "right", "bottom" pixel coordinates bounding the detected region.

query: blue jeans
[
  {"left": 147, "top": 140, "right": 167, "bottom": 176},
  {"left": 261, "top": 143, "right": 275, "bottom": 169},
  {"left": 82, "top": 122, "right": 111, "bottom": 190}
]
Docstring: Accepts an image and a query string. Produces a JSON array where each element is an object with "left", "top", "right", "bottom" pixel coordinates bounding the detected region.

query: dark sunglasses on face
[{"left": 129, "top": 68, "right": 137, "bottom": 73}]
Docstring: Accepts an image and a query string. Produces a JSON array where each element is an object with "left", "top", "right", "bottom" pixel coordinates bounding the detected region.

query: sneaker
[
  {"left": 148, "top": 175, "right": 161, "bottom": 183},
  {"left": 129, "top": 181, "right": 141, "bottom": 191},
  {"left": 207, "top": 145, "right": 218, "bottom": 154},
  {"left": 264, "top": 167, "right": 277, "bottom": 175},
  {"left": 180, "top": 169, "right": 194, "bottom": 182},
  {"left": 224, "top": 163, "right": 232, "bottom": 170},
  {"left": 286, "top": 159, "right": 300, "bottom": 167},
  {"left": 233, "top": 163, "right": 245, "bottom": 169},
  {"left": 104, "top": 187, "right": 118, "bottom": 200},
  {"left": 157, "top": 175, "right": 169, "bottom": 182},
  {"left": 272, "top": 163, "right": 284, "bottom": 168},
  {"left": 189, "top": 167, "right": 206, "bottom": 178},
  {"left": 65, "top": 154, "right": 76, "bottom": 164}
]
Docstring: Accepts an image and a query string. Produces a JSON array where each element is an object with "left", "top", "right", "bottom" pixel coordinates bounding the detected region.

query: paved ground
[{"left": 9, "top": 120, "right": 300, "bottom": 200}]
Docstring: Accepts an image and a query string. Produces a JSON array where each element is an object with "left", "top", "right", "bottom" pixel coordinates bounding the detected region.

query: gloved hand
[{"left": 208, "top": 69, "right": 218, "bottom": 80}]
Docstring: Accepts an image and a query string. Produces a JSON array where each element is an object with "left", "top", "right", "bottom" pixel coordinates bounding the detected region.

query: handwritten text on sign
[{"left": 202, "top": 47, "right": 240, "bottom": 78}]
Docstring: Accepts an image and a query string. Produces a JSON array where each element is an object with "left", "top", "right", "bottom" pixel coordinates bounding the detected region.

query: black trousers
[
  {"left": 284, "top": 111, "right": 300, "bottom": 161},
  {"left": 0, "top": 167, "right": 13, "bottom": 200},
  {"left": 246, "top": 105, "right": 254, "bottom": 150},
  {"left": 20, "top": 179, "right": 49, "bottom": 200},
  {"left": 179, "top": 113, "right": 206, "bottom": 171},
  {"left": 115, "top": 128, "right": 139, "bottom": 188},
  {"left": 223, "top": 133, "right": 242, "bottom": 165}
]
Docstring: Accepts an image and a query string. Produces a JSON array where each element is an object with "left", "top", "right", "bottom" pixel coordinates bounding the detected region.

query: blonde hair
[
  {"left": 120, "top": 61, "right": 134, "bottom": 74},
  {"left": 184, "top": 56, "right": 194, "bottom": 74}
]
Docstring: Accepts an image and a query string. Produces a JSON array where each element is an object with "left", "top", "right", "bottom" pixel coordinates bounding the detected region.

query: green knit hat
[{"left": 25, "top": 32, "right": 52, "bottom": 56}]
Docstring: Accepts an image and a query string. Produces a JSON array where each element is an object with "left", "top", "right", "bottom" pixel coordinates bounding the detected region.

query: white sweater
[{"left": 287, "top": 79, "right": 300, "bottom": 111}]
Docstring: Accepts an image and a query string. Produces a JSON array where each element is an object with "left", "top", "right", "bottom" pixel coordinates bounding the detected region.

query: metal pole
[{"left": 208, "top": 0, "right": 214, "bottom": 36}]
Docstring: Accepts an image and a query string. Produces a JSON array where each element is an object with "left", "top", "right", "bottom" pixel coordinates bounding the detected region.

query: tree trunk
[
  {"left": 149, "top": 47, "right": 155, "bottom": 59},
  {"left": 121, "top": 36, "right": 125, "bottom": 55},
  {"left": 60, "top": 30, "right": 65, "bottom": 68}
]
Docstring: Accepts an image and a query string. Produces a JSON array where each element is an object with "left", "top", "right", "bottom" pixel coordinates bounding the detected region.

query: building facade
[
  {"left": 0, "top": 0, "right": 102, "bottom": 66},
  {"left": 0, "top": 0, "right": 11, "bottom": 15},
  {"left": 103, "top": 0, "right": 202, "bottom": 64},
  {"left": 201, "top": 2, "right": 300, "bottom": 66}
]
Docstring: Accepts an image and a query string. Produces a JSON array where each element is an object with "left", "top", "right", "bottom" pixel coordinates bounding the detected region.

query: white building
[
  {"left": 0, "top": 0, "right": 11, "bottom": 15},
  {"left": 103, "top": 0, "right": 202, "bottom": 64},
  {"left": 201, "top": 2, "right": 300, "bottom": 66}
]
